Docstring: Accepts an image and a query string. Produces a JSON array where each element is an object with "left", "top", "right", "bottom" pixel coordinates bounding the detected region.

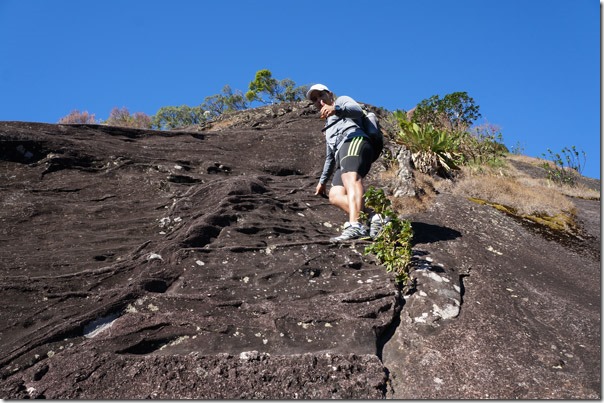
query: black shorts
[{"left": 332, "top": 136, "right": 374, "bottom": 187}]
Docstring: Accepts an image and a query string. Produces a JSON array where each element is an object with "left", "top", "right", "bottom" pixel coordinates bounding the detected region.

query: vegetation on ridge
[{"left": 58, "top": 69, "right": 308, "bottom": 130}]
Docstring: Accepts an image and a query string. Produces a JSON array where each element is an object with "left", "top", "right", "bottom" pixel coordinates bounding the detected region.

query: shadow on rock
[{"left": 410, "top": 221, "right": 461, "bottom": 245}]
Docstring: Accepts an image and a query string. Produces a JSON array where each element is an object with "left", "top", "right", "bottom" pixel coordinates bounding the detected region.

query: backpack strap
[
  {"left": 321, "top": 117, "right": 343, "bottom": 132},
  {"left": 321, "top": 106, "right": 371, "bottom": 132},
  {"left": 321, "top": 116, "right": 361, "bottom": 134}
]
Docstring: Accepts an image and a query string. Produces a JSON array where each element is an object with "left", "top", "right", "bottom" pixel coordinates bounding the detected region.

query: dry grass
[
  {"left": 452, "top": 169, "right": 575, "bottom": 217},
  {"left": 383, "top": 152, "right": 598, "bottom": 234},
  {"left": 505, "top": 154, "right": 600, "bottom": 200},
  {"left": 449, "top": 156, "right": 592, "bottom": 233}
]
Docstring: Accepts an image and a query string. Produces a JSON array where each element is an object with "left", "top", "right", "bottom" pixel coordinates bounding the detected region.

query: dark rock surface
[
  {"left": 384, "top": 194, "right": 600, "bottom": 399},
  {"left": 0, "top": 102, "right": 600, "bottom": 399}
]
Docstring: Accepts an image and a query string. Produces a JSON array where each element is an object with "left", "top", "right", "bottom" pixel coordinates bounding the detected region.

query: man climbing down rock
[{"left": 307, "top": 84, "right": 387, "bottom": 242}]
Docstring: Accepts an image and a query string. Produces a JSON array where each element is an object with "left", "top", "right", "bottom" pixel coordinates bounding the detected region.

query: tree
[
  {"left": 245, "top": 69, "right": 307, "bottom": 104},
  {"left": 412, "top": 91, "right": 481, "bottom": 132},
  {"left": 150, "top": 70, "right": 308, "bottom": 129},
  {"left": 279, "top": 79, "right": 309, "bottom": 103},
  {"left": 152, "top": 105, "right": 207, "bottom": 130},
  {"left": 58, "top": 110, "right": 97, "bottom": 124},
  {"left": 105, "top": 107, "right": 152, "bottom": 129},
  {"left": 201, "top": 85, "right": 247, "bottom": 118},
  {"left": 245, "top": 69, "right": 277, "bottom": 104}
]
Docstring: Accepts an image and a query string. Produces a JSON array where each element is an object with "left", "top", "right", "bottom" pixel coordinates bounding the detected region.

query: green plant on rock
[
  {"left": 362, "top": 187, "right": 413, "bottom": 285},
  {"left": 396, "top": 119, "right": 461, "bottom": 176},
  {"left": 541, "top": 146, "right": 586, "bottom": 187},
  {"left": 458, "top": 123, "right": 507, "bottom": 167}
]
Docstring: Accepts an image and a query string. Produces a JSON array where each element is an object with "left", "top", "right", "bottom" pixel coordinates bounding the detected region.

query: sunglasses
[{"left": 310, "top": 92, "right": 323, "bottom": 103}]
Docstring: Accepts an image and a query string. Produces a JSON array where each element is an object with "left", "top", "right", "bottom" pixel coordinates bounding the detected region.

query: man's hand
[
  {"left": 320, "top": 100, "right": 335, "bottom": 119},
  {"left": 315, "top": 182, "right": 327, "bottom": 197}
]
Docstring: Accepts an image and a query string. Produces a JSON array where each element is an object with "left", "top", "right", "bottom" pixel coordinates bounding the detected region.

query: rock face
[
  {"left": 383, "top": 193, "right": 600, "bottom": 399},
  {"left": 0, "top": 102, "right": 600, "bottom": 399}
]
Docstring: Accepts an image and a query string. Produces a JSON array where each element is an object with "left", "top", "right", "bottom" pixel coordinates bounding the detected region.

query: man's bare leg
[
  {"left": 340, "top": 171, "right": 364, "bottom": 223},
  {"left": 328, "top": 185, "right": 349, "bottom": 214}
]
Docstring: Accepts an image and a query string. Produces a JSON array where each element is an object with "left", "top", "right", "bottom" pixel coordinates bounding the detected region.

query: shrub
[
  {"left": 245, "top": 69, "right": 307, "bottom": 104},
  {"left": 362, "top": 187, "right": 413, "bottom": 285},
  {"left": 395, "top": 94, "right": 509, "bottom": 176},
  {"left": 201, "top": 85, "right": 248, "bottom": 118},
  {"left": 105, "top": 107, "right": 152, "bottom": 129},
  {"left": 459, "top": 123, "right": 508, "bottom": 166},
  {"left": 58, "top": 110, "right": 97, "bottom": 124},
  {"left": 396, "top": 119, "right": 461, "bottom": 176},
  {"left": 412, "top": 91, "right": 481, "bottom": 132},
  {"left": 134, "top": 112, "right": 152, "bottom": 128},
  {"left": 153, "top": 105, "right": 208, "bottom": 130},
  {"left": 541, "top": 146, "right": 586, "bottom": 187}
]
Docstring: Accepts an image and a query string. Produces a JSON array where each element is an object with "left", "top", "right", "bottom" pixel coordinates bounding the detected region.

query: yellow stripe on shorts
[{"left": 348, "top": 137, "right": 363, "bottom": 157}]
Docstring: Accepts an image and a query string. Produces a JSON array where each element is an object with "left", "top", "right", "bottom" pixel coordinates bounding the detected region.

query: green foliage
[
  {"left": 396, "top": 119, "right": 461, "bottom": 176},
  {"left": 245, "top": 69, "right": 307, "bottom": 104},
  {"left": 459, "top": 123, "right": 508, "bottom": 166},
  {"left": 152, "top": 105, "right": 207, "bottom": 130},
  {"left": 391, "top": 109, "right": 408, "bottom": 124},
  {"left": 105, "top": 107, "right": 152, "bottom": 129},
  {"left": 153, "top": 70, "right": 307, "bottom": 129},
  {"left": 412, "top": 91, "right": 481, "bottom": 132},
  {"left": 282, "top": 79, "right": 309, "bottom": 102},
  {"left": 63, "top": 70, "right": 310, "bottom": 130},
  {"left": 58, "top": 110, "right": 97, "bottom": 124},
  {"left": 155, "top": 70, "right": 308, "bottom": 129},
  {"left": 395, "top": 93, "right": 511, "bottom": 176},
  {"left": 362, "top": 187, "right": 413, "bottom": 285},
  {"left": 58, "top": 70, "right": 361, "bottom": 132},
  {"left": 541, "top": 146, "right": 586, "bottom": 186},
  {"left": 201, "top": 85, "right": 248, "bottom": 118}
]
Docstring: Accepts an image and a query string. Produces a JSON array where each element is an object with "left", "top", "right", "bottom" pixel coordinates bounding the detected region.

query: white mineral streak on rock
[
  {"left": 432, "top": 303, "right": 460, "bottom": 320},
  {"left": 147, "top": 253, "right": 163, "bottom": 261}
]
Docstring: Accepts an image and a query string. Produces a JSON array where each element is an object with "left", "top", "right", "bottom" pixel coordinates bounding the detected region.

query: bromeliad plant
[
  {"left": 395, "top": 118, "right": 461, "bottom": 176},
  {"left": 362, "top": 187, "right": 413, "bottom": 285}
]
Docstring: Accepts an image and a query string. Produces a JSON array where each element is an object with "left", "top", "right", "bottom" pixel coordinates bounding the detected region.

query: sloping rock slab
[
  {"left": 0, "top": 111, "right": 397, "bottom": 399},
  {"left": 1, "top": 350, "right": 386, "bottom": 399},
  {"left": 383, "top": 193, "right": 600, "bottom": 399}
]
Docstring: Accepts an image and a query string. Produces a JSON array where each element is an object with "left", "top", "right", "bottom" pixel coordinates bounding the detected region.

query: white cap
[{"left": 306, "top": 84, "right": 330, "bottom": 100}]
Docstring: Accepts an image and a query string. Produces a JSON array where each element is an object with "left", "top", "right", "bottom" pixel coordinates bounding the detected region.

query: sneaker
[
  {"left": 330, "top": 221, "right": 369, "bottom": 242},
  {"left": 369, "top": 213, "right": 390, "bottom": 239}
]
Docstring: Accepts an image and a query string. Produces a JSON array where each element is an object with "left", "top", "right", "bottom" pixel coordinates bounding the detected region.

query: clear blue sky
[{"left": 0, "top": 0, "right": 600, "bottom": 179}]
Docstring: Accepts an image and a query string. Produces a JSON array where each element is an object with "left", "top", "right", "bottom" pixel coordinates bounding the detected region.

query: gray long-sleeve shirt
[{"left": 319, "top": 95, "right": 369, "bottom": 185}]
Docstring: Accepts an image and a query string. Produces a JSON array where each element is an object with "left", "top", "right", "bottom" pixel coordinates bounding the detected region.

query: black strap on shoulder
[
  {"left": 321, "top": 117, "right": 361, "bottom": 134},
  {"left": 321, "top": 117, "right": 344, "bottom": 132}
]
